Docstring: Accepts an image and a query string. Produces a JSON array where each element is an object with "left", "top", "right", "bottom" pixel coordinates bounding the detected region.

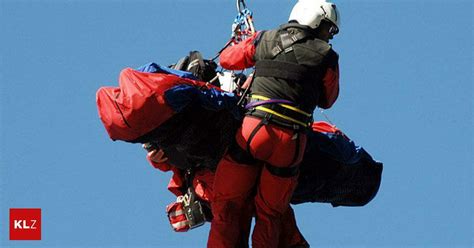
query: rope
[{"left": 319, "top": 108, "right": 335, "bottom": 126}]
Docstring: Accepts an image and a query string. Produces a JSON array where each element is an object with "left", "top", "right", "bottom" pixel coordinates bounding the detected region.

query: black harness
[{"left": 228, "top": 25, "right": 318, "bottom": 177}]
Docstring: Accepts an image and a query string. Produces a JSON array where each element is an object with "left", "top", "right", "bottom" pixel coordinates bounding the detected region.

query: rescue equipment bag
[
  {"left": 96, "top": 66, "right": 233, "bottom": 142},
  {"left": 166, "top": 183, "right": 212, "bottom": 232},
  {"left": 182, "top": 187, "right": 212, "bottom": 229},
  {"left": 96, "top": 68, "right": 193, "bottom": 141},
  {"left": 291, "top": 122, "right": 383, "bottom": 207},
  {"left": 166, "top": 200, "right": 189, "bottom": 232}
]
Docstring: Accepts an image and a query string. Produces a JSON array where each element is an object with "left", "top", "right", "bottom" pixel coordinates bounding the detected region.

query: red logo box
[{"left": 9, "top": 208, "right": 41, "bottom": 240}]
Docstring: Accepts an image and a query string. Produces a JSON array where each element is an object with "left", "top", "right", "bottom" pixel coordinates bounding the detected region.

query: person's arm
[
  {"left": 145, "top": 147, "right": 184, "bottom": 197},
  {"left": 219, "top": 32, "right": 260, "bottom": 70},
  {"left": 167, "top": 168, "right": 185, "bottom": 197},
  {"left": 318, "top": 49, "right": 340, "bottom": 109}
]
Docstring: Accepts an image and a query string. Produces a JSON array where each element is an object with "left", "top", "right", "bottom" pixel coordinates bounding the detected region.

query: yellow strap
[
  {"left": 255, "top": 106, "right": 309, "bottom": 127},
  {"left": 252, "top": 95, "right": 270, "bottom": 101},
  {"left": 252, "top": 94, "right": 312, "bottom": 117}
]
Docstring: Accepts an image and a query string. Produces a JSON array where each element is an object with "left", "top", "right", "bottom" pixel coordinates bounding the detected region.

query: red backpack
[{"left": 96, "top": 68, "right": 207, "bottom": 141}]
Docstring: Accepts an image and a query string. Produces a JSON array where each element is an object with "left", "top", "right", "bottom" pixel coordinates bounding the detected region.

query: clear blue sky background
[{"left": 1, "top": 0, "right": 472, "bottom": 247}]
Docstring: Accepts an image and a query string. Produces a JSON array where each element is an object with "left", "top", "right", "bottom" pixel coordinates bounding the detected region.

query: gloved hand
[
  {"left": 142, "top": 143, "right": 171, "bottom": 171},
  {"left": 147, "top": 148, "right": 169, "bottom": 164}
]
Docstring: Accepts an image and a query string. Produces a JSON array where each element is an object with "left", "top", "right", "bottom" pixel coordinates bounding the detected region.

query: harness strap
[
  {"left": 237, "top": 72, "right": 255, "bottom": 107},
  {"left": 184, "top": 168, "right": 196, "bottom": 192},
  {"left": 246, "top": 95, "right": 312, "bottom": 128},
  {"left": 270, "top": 29, "right": 308, "bottom": 58},
  {"left": 246, "top": 116, "right": 269, "bottom": 155},
  {"left": 245, "top": 98, "right": 294, "bottom": 109},
  {"left": 265, "top": 163, "right": 299, "bottom": 178},
  {"left": 228, "top": 115, "right": 302, "bottom": 174},
  {"left": 251, "top": 95, "right": 311, "bottom": 117},
  {"left": 255, "top": 106, "right": 309, "bottom": 128},
  {"left": 227, "top": 116, "right": 269, "bottom": 166},
  {"left": 227, "top": 139, "right": 259, "bottom": 165},
  {"left": 290, "top": 133, "right": 301, "bottom": 166}
]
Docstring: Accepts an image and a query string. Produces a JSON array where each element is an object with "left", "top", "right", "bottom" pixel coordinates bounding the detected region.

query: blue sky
[{"left": 1, "top": 0, "right": 472, "bottom": 247}]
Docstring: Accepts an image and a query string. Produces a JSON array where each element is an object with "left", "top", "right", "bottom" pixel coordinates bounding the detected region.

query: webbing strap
[
  {"left": 252, "top": 95, "right": 311, "bottom": 117},
  {"left": 255, "top": 106, "right": 309, "bottom": 127},
  {"left": 228, "top": 139, "right": 259, "bottom": 165},
  {"left": 227, "top": 116, "right": 269, "bottom": 166},
  {"left": 270, "top": 30, "right": 308, "bottom": 58},
  {"left": 248, "top": 95, "right": 312, "bottom": 128},
  {"left": 245, "top": 98, "right": 293, "bottom": 109},
  {"left": 290, "top": 132, "right": 300, "bottom": 166},
  {"left": 265, "top": 163, "right": 299, "bottom": 178},
  {"left": 246, "top": 117, "right": 269, "bottom": 155}
]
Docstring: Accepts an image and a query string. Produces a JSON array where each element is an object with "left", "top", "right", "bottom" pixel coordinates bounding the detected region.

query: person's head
[{"left": 288, "top": 0, "right": 340, "bottom": 42}]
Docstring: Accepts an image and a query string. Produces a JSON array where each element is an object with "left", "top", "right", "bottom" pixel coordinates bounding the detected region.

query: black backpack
[{"left": 171, "top": 51, "right": 220, "bottom": 86}]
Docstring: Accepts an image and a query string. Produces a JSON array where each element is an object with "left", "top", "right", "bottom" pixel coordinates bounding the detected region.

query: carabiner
[{"left": 236, "top": 0, "right": 247, "bottom": 13}]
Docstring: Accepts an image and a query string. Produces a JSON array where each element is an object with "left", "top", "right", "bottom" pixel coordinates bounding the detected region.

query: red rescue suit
[
  {"left": 209, "top": 25, "right": 339, "bottom": 248},
  {"left": 146, "top": 152, "right": 308, "bottom": 247}
]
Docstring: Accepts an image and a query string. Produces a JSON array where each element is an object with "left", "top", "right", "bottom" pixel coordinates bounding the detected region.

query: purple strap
[{"left": 245, "top": 99, "right": 294, "bottom": 109}]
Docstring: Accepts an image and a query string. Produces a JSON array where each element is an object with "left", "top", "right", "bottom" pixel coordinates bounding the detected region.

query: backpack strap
[
  {"left": 270, "top": 29, "right": 308, "bottom": 58},
  {"left": 254, "top": 25, "right": 312, "bottom": 82},
  {"left": 187, "top": 51, "right": 205, "bottom": 72},
  {"left": 172, "top": 56, "right": 190, "bottom": 71}
]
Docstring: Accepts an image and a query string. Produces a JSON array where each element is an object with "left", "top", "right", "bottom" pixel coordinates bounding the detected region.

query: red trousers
[{"left": 208, "top": 116, "right": 307, "bottom": 248}]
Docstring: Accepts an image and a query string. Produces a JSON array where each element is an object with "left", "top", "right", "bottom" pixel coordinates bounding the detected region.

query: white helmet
[{"left": 289, "top": 0, "right": 340, "bottom": 33}]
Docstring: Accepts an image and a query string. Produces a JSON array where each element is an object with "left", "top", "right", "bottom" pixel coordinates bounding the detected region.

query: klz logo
[{"left": 10, "top": 208, "right": 41, "bottom": 240}]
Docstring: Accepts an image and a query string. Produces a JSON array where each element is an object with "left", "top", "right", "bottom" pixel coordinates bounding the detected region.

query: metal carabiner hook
[{"left": 236, "top": 0, "right": 247, "bottom": 13}]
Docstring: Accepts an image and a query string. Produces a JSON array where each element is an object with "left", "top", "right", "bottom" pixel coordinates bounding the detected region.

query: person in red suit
[
  {"left": 146, "top": 147, "right": 308, "bottom": 247},
  {"left": 208, "top": 1, "right": 341, "bottom": 247}
]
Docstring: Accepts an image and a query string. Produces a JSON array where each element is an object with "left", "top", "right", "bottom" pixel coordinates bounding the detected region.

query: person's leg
[
  {"left": 252, "top": 166, "right": 299, "bottom": 248},
  {"left": 278, "top": 206, "right": 310, "bottom": 248},
  {"left": 207, "top": 154, "right": 260, "bottom": 248},
  {"left": 236, "top": 117, "right": 307, "bottom": 248}
]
